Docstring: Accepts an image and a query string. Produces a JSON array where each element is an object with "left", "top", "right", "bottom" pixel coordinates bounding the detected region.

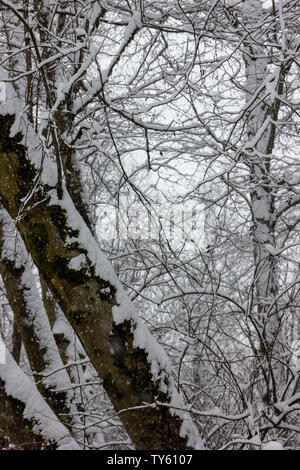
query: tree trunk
[
  {"left": 0, "top": 350, "right": 78, "bottom": 450},
  {"left": 242, "top": 0, "right": 286, "bottom": 404},
  {"left": 0, "top": 207, "right": 80, "bottom": 432},
  {"left": 0, "top": 111, "right": 202, "bottom": 450},
  {"left": 11, "top": 318, "right": 21, "bottom": 363}
]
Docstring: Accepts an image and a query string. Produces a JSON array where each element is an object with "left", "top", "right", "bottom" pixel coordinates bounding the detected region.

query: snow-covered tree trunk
[
  {"left": 39, "top": 273, "right": 104, "bottom": 446},
  {"left": 33, "top": 0, "right": 94, "bottom": 230},
  {"left": 242, "top": 0, "right": 286, "bottom": 403},
  {"left": 0, "top": 111, "right": 202, "bottom": 450},
  {"left": 40, "top": 274, "right": 76, "bottom": 369},
  {"left": 0, "top": 207, "right": 81, "bottom": 431},
  {"left": 0, "top": 351, "right": 79, "bottom": 450}
]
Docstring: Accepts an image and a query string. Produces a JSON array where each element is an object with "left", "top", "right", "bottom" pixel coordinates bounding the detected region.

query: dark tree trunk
[{"left": 0, "top": 112, "right": 201, "bottom": 450}]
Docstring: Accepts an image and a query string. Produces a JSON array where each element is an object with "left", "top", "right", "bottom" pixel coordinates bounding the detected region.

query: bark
[
  {"left": 35, "top": 0, "right": 93, "bottom": 228},
  {"left": 11, "top": 318, "right": 21, "bottom": 363},
  {"left": 0, "top": 207, "right": 79, "bottom": 431},
  {"left": 0, "top": 112, "right": 201, "bottom": 450},
  {"left": 241, "top": 0, "right": 286, "bottom": 404},
  {"left": 0, "top": 351, "right": 78, "bottom": 450},
  {"left": 40, "top": 273, "right": 103, "bottom": 446},
  {"left": 40, "top": 273, "right": 90, "bottom": 394},
  {"left": 40, "top": 274, "right": 72, "bottom": 365},
  {"left": 0, "top": 382, "right": 54, "bottom": 450}
]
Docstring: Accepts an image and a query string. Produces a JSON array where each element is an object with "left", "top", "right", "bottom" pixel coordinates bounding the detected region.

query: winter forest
[{"left": 0, "top": 0, "right": 299, "bottom": 451}]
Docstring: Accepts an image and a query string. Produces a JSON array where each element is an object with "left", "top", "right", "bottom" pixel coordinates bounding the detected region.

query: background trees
[{"left": 0, "top": 0, "right": 299, "bottom": 450}]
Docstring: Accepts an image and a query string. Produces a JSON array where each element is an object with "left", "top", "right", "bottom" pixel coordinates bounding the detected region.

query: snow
[
  {"left": 68, "top": 253, "right": 88, "bottom": 271},
  {"left": 75, "top": 28, "right": 86, "bottom": 38},
  {"left": 0, "top": 209, "right": 76, "bottom": 395},
  {"left": 0, "top": 77, "right": 57, "bottom": 188},
  {"left": 265, "top": 71, "right": 279, "bottom": 102},
  {"left": 0, "top": 337, "right": 5, "bottom": 365},
  {"left": 0, "top": 350, "right": 79, "bottom": 449},
  {"left": 51, "top": 191, "right": 204, "bottom": 450},
  {"left": 1, "top": 85, "right": 204, "bottom": 450},
  {"left": 123, "top": 10, "right": 142, "bottom": 42},
  {"left": 56, "top": 442, "right": 81, "bottom": 450},
  {"left": 21, "top": 265, "right": 75, "bottom": 391},
  {"left": 252, "top": 199, "right": 270, "bottom": 222},
  {"left": 88, "top": 2, "right": 102, "bottom": 28},
  {"left": 262, "top": 441, "right": 284, "bottom": 450},
  {"left": 244, "top": 117, "right": 271, "bottom": 151},
  {"left": 0, "top": 208, "right": 27, "bottom": 268},
  {"left": 264, "top": 243, "right": 277, "bottom": 256},
  {"left": 0, "top": 210, "right": 87, "bottom": 446}
]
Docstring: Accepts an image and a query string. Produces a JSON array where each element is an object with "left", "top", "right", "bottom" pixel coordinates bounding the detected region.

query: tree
[
  {"left": 0, "top": 0, "right": 201, "bottom": 451},
  {"left": 0, "top": 0, "right": 299, "bottom": 450}
]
